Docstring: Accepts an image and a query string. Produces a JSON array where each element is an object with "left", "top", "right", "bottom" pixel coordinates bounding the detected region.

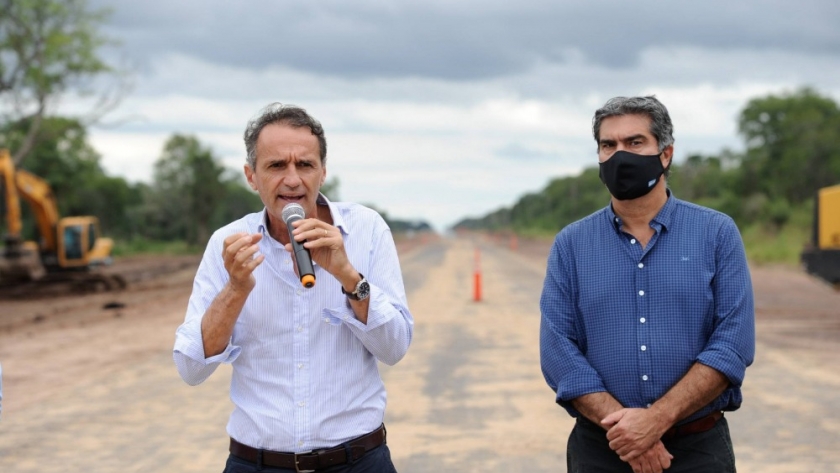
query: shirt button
[
  {"left": 642, "top": 375, "right": 649, "bottom": 381},
  {"left": 646, "top": 403, "right": 652, "bottom": 408},
  {"left": 641, "top": 345, "right": 647, "bottom": 351},
  {"left": 638, "top": 290, "right": 645, "bottom": 296},
  {"left": 296, "top": 326, "right": 303, "bottom": 332},
  {"left": 298, "top": 363, "right": 304, "bottom": 369},
  {"left": 298, "top": 401, "right": 305, "bottom": 407},
  {"left": 630, "top": 239, "right": 637, "bottom": 244},
  {"left": 298, "top": 441, "right": 304, "bottom": 447},
  {"left": 296, "top": 289, "right": 302, "bottom": 296},
  {"left": 640, "top": 317, "right": 646, "bottom": 323},
  {"left": 638, "top": 263, "right": 644, "bottom": 269}
]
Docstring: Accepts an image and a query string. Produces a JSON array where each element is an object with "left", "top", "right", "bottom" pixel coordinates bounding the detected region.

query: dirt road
[{"left": 1, "top": 236, "right": 839, "bottom": 472}]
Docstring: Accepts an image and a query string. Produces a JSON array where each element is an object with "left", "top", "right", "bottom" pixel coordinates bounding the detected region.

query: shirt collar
[
  {"left": 606, "top": 188, "right": 675, "bottom": 233},
  {"left": 653, "top": 189, "right": 675, "bottom": 232},
  {"left": 317, "top": 193, "right": 350, "bottom": 235},
  {"left": 256, "top": 193, "right": 348, "bottom": 235}
]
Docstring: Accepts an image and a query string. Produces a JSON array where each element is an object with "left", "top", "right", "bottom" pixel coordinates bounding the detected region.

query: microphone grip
[{"left": 286, "top": 217, "right": 316, "bottom": 288}]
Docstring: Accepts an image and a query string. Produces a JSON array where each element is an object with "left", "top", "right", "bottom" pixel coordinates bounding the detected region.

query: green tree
[
  {"left": 454, "top": 167, "right": 608, "bottom": 234},
  {"left": 149, "top": 135, "right": 229, "bottom": 246},
  {"left": 737, "top": 87, "right": 840, "bottom": 203},
  {"left": 212, "top": 176, "right": 263, "bottom": 227},
  {"left": 668, "top": 154, "right": 726, "bottom": 202},
  {"left": 2, "top": 116, "right": 103, "bottom": 210},
  {"left": 0, "top": 0, "right": 122, "bottom": 166},
  {"left": 667, "top": 153, "right": 748, "bottom": 222},
  {"left": 0, "top": 116, "right": 139, "bottom": 238}
]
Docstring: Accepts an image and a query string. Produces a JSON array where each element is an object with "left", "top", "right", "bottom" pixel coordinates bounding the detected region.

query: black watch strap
[{"left": 341, "top": 273, "right": 366, "bottom": 300}]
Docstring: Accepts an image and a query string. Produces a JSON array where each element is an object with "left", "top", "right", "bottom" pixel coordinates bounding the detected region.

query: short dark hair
[
  {"left": 243, "top": 103, "right": 327, "bottom": 169},
  {"left": 592, "top": 96, "right": 674, "bottom": 153}
]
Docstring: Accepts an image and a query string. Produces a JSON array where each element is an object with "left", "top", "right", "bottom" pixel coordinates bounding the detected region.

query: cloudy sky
[{"left": 81, "top": 0, "right": 840, "bottom": 231}]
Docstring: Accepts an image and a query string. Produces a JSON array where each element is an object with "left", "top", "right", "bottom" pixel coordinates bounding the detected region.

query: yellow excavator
[
  {"left": 0, "top": 148, "right": 124, "bottom": 292},
  {"left": 801, "top": 184, "right": 840, "bottom": 290}
]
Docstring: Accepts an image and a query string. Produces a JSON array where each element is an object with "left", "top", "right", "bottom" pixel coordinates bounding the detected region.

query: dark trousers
[
  {"left": 567, "top": 417, "right": 736, "bottom": 473},
  {"left": 223, "top": 445, "right": 398, "bottom": 473}
]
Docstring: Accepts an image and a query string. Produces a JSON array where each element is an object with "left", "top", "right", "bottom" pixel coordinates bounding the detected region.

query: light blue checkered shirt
[
  {"left": 540, "top": 193, "right": 755, "bottom": 422},
  {"left": 174, "top": 196, "right": 413, "bottom": 452}
]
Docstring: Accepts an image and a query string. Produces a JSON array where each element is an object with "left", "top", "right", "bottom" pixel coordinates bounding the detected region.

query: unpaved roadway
[{"left": 1, "top": 236, "right": 839, "bottom": 472}]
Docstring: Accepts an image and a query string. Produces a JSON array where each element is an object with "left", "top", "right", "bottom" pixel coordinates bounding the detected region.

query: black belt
[
  {"left": 662, "top": 411, "right": 723, "bottom": 440},
  {"left": 577, "top": 411, "right": 724, "bottom": 440},
  {"left": 229, "top": 424, "right": 386, "bottom": 472}
]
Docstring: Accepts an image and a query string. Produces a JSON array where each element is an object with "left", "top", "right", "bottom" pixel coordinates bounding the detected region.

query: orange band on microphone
[{"left": 301, "top": 274, "right": 316, "bottom": 288}]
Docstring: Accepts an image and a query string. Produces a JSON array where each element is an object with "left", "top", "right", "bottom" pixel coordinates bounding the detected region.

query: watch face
[{"left": 357, "top": 280, "right": 371, "bottom": 300}]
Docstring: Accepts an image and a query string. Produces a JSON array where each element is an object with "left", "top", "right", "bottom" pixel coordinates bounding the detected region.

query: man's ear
[
  {"left": 661, "top": 145, "right": 674, "bottom": 168},
  {"left": 244, "top": 164, "right": 258, "bottom": 191}
]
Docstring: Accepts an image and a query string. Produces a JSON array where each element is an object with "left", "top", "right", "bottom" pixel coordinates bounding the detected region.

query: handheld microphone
[{"left": 281, "top": 203, "right": 316, "bottom": 288}]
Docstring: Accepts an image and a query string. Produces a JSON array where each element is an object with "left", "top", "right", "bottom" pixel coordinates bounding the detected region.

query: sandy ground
[{"left": 0, "top": 235, "right": 839, "bottom": 472}]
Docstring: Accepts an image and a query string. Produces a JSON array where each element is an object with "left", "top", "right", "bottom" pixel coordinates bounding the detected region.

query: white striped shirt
[{"left": 173, "top": 197, "right": 413, "bottom": 452}]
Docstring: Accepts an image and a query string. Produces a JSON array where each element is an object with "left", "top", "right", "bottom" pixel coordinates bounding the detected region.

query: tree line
[
  {"left": 454, "top": 88, "right": 840, "bottom": 263},
  {"left": 1, "top": 117, "right": 255, "bottom": 247},
  {"left": 0, "top": 116, "right": 433, "bottom": 252}
]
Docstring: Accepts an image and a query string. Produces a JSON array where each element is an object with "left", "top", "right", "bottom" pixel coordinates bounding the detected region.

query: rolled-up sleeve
[
  {"left": 696, "top": 218, "right": 755, "bottom": 386},
  {"left": 333, "top": 224, "right": 413, "bottom": 366},
  {"left": 173, "top": 236, "right": 242, "bottom": 385}
]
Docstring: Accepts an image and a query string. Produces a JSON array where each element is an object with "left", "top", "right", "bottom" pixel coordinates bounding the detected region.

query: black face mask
[{"left": 598, "top": 150, "right": 665, "bottom": 200}]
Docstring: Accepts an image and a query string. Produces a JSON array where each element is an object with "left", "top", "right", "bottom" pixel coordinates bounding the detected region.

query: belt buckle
[{"left": 294, "top": 451, "right": 316, "bottom": 473}]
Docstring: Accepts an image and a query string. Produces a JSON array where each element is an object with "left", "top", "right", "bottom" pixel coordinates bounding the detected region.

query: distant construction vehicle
[
  {"left": 801, "top": 184, "right": 840, "bottom": 290},
  {"left": 0, "top": 149, "right": 125, "bottom": 293}
]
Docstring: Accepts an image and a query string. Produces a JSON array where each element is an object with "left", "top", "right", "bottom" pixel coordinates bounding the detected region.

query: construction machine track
[
  {"left": 0, "top": 254, "right": 199, "bottom": 300},
  {"left": 0, "top": 272, "right": 128, "bottom": 299}
]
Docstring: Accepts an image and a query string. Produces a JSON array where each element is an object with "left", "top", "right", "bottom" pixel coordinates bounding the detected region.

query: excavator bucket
[{"left": 0, "top": 241, "right": 46, "bottom": 284}]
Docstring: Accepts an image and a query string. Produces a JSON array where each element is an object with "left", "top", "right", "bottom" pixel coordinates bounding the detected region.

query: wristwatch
[{"left": 341, "top": 273, "right": 370, "bottom": 301}]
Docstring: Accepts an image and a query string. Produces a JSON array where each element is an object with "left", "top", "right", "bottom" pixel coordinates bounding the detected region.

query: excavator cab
[{"left": 56, "top": 217, "right": 114, "bottom": 268}]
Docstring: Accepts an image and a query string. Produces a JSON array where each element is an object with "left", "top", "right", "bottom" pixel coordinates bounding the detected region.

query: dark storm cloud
[{"left": 95, "top": 0, "right": 839, "bottom": 80}]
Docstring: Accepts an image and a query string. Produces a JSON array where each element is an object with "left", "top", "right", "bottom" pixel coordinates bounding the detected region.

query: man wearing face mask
[{"left": 540, "top": 96, "right": 755, "bottom": 473}]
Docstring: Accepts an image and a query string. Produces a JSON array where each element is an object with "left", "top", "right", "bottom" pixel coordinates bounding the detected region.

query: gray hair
[
  {"left": 592, "top": 96, "right": 674, "bottom": 153},
  {"left": 243, "top": 103, "right": 327, "bottom": 169}
]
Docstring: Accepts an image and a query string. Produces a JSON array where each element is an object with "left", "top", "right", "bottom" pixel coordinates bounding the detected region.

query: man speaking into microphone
[{"left": 174, "top": 103, "right": 413, "bottom": 473}]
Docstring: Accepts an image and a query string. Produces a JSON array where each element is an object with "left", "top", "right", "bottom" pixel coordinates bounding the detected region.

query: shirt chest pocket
[{"left": 321, "top": 307, "right": 344, "bottom": 326}]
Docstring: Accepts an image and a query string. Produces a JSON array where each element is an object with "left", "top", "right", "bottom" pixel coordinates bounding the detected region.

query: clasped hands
[{"left": 601, "top": 407, "right": 674, "bottom": 473}]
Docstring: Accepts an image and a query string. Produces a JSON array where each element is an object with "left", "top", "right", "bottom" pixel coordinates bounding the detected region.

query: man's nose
[{"left": 282, "top": 168, "right": 302, "bottom": 187}]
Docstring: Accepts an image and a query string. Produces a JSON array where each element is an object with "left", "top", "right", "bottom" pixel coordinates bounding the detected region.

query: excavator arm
[
  {"left": 0, "top": 149, "right": 23, "bottom": 239},
  {"left": 0, "top": 149, "right": 46, "bottom": 281},
  {"left": 1, "top": 148, "right": 61, "bottom": 252},
  {"left": 15, "top": 169, "right": 61, "bottom": 253}
]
